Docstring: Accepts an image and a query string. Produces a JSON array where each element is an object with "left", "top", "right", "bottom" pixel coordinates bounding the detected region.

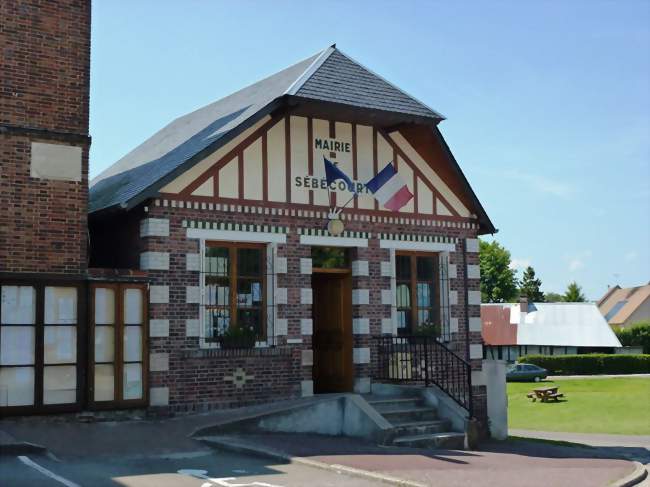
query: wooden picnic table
[{"left": 527, "top": 386, "right": 564, "bottom": 403}]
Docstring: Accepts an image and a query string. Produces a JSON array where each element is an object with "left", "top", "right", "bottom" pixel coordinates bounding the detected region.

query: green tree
[
  {"left": 563, "top": 281, "right": 586, "bottom": 302},
  {"left": 519, "top": 266, "right": 545, "bottom": 302},
  {"left": 545, "top": 292, "right": 564, "bottom": 302},
  {"left": 479, "top": 240, "right": 519, "bottom": 303}
]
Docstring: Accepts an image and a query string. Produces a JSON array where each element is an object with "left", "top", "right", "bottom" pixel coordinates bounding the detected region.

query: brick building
[
  {"left": 0, "top": 0, "right": 495, "bottom": 425},
  {"left": 89, "top": 46, "right": 495, "bottom": 419}
]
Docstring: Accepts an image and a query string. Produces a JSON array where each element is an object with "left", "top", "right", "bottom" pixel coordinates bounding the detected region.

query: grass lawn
[{"left": 507, "top": 377, "right": 650, "bottom": 435}]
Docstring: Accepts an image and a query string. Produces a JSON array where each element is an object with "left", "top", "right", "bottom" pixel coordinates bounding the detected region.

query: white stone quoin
[
  {"left": 354, "top": 377, "right": 371, "bottom": 394},
  {"left": 468, "top": 291, "right": 482, "bottom": 305},
  {"left": 149, "top": 353, "right": 169, "bottom": 372},
  {"left": 300, "top": 258, "right": 312, "bottom": 274},
  {"left": 353, "top": 347, "right": 370, "bottom": 364},
  {"left": 467, "top": 264, "right": 481, "bottom": 279},
  {"left": 186, "top": 286, "right": 200, "bottom": 304},
  {"left": 469, "top": 317, "right": 482, "bottom": 332},
  {"left": 449, "top": 290, "right": 458, "bottom": 306},
  {"left": 149, "top": 319, "right": 169, "bottom": 337},
  {"left": 140, "top": 252, "right": 170, "bottom": 271},
  {"left": 185, "top": 253, "right": 200, "bottom": 271},
  {"left": 448, "top": 263, "right": 458, "bottom": 279},
  {"left": 351, "top": 260, "right": 369, "bottom": 276},
  {"left": 380, "top": 261, "right": 393, "bottom": 277},
  {"left": 185, "top": 318, "right": 200, "bottom": 337},
  {"left": 466, "top": 238, "right": 479, "bottom": 253},
  {"left": 352, "top": 289, "right": 369, "bottom": 305},
  {"left": 353, "top": 318, "right": 369, "bottom": 335},
  {"left": 470, "top": 344, "right": 483, "bottom": 359},
  {"left": 300, "top": 318, "right": 313, "bottom": 335},
  {"left": 301, "top": 349, "right": 314, "bottom": 366},
  {"left": 140, "top": 218, "right": 170, "bottom": 237},
  {"left": 300, "top": 288, "right": 313, "bottom": 305},
  {"left": 150, "top": 285, "right": 169, "bottom": 304},
  {"left": 150, "top": 387, "right": 169, "bottom": 406},
  {"left": 301, "top": 380, "right": 314, "bottom": 397},
  {"left": 381, "top": 289, "right": 393, "bottom": 305}
]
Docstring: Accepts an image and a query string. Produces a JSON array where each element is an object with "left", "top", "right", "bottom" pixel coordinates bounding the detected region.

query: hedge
[
  {"left": 518, "top": 354, "right": 650, "bottom": 375},
  {"left": 615, "top": 321, "right": 650, "bottom": 354}
]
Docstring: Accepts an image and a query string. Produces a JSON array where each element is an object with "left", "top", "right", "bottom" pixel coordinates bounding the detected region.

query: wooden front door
[{"left": 312, "top": 271, "right": 353, "bottom": 393}]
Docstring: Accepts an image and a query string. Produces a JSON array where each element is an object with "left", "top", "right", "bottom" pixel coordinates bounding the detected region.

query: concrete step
[
  {"left": 392, "top": 431, "right": 466, "bottom": 450},
  {"left": 381, "top": 406, "right": 438, "bottom": 423},
  {"left": 367, "top": 397, "right": 423, "bottom": 412},
  {"left": 391, "top": 419, "right": 451, "bottom": 436}
]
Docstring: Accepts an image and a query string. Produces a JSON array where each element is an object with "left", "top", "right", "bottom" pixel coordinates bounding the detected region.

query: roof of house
[
  {"left": 481, "top": 303, "right": 622, "bottom": 348},
  {"left": 88, "top": 45, "right": 495, "bottom": 233},
  {"left": 597, "top": 283, "right": 650, "bottom": 325},
  {"left": 89, "top": 46, "right": 443, "bottom": 213}
]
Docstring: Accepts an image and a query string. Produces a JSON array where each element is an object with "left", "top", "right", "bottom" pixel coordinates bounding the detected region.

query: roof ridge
[
  {"left": 284, "top": 45, "right": 336, "bottom": 96},
  {"left": 333, "top": 47, "right": 446, "bottom": 121}
]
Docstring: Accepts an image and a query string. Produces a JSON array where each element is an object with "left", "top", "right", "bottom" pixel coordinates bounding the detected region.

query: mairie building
[{"left": 1, "top": 1, "right": 496, "bottom": 431}]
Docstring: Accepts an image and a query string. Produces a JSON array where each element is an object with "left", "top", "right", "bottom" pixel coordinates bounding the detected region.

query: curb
[
  {"left": 0, "top": 441, "right": 48, "bottom": 457},
  {"left": 611, "top": 462, "right": 648, "bottom": 487},
  {"left": 198, "top": 436, "right": 427, "bottom": 487}
]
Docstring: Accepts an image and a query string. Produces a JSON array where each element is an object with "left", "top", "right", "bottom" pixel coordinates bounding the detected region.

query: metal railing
[{"left": 372, "top": 335, "right": 473, "bottom": 416}]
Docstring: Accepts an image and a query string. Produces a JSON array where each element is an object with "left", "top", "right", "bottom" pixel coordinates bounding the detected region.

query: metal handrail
[{"left": 372, "top": 335, "right": 473, "bottom": 416}]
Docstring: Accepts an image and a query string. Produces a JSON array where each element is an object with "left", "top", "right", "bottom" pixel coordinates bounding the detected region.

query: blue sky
[{"left": 89, "top": 1, "right": 650, "bottom": 300}]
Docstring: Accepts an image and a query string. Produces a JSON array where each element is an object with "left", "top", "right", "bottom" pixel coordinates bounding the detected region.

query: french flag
[{"left": 365, "top": 162, "right": 414, "bottom": 212}]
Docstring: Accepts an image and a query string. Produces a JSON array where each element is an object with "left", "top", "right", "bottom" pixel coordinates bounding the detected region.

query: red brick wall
[
  {"left": 0, "top": 0, "right": 90, "bottom": 276},
  {"left": 119, "top": 198, "right": 485, "bottom": 417}
]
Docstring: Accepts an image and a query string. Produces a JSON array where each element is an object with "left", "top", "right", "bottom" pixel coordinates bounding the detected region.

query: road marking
[
  {"left": 18, "top": 456, "right": 82, "bottom": 487},
  {"left": 178, "top": 469, "right": 283, "bottom": 487}
]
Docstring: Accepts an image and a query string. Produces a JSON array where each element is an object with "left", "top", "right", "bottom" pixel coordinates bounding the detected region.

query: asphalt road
[{"left": 0, "top": 449, "right": 379, "bottom": 487}]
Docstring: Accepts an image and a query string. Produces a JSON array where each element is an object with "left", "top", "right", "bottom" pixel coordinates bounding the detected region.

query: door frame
[{"left": 311, "top": 269, "right": 353, "bottom": 393}]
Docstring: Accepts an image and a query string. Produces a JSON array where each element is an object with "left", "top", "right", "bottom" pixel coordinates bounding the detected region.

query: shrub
[
  {"left": 615, "top": 321, "right": 650, "bottom": 354},
  {"left": 518, "top": 354, "right": 650, "bottom": 375}
]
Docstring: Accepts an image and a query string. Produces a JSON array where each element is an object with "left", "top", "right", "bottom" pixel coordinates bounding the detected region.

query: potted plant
[{"left": 220, "top": 325, "right": 257, "bottom": 349}]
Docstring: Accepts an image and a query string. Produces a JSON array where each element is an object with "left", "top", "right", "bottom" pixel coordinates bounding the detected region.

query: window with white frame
[{"left": 202, "top": 242, "right": 266, "bottom": 345}]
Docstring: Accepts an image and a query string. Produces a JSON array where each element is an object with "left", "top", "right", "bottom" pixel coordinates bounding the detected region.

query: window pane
[
  {"left": 94, "top": 288, "right": 115, "bottom": 325},
  {"left": 94, "top": 326, "right": 114, "bottom": 363},
  {"left": 206, "top": 308, "right": 230, "bottom": 337},
  {"left": 123, "top": 363, "right": 142, "bottom": 400},
  {"left": 123, "top": 326, "right": 142, "bottom": 362},
  {"left": 1, "top": 286, "right": 35, "bottom": 324},
  {"left": 45, "top": 287, "right": 77, "bottom": 324},
  {"left": 396, "top": 256, "right": 411, "bottom": 279},
  {"left": 0, "top": 326, "right": 35, "bottom": 365},
  {"left": 397, "top": 310, "right": 409, "bottom": 329},
  {"left": 417, "top": 282, "right": 432, "bottom": 307},
  {"left": 416, "top": 257, "right": 435, "bottom": 280},
  {"left": 0, "top": 366, "right": 34, "bottom": 406},
  {"left": 94, "top": 364, "right": 114, "bottom": 402},
  {"left": 311, "top": 247, "right": 347, "bottom": 269},
  {"left": 205, "top": 279, "right": 229, "bottom": 306},
  {"left": 237, "top": 280, "right": 262, "bottom": 307},
  {"left": 237, "top": 248, "right": 262, "bottom": 276},
  {"left": 418, "top": 309, "right": 431, "bottom": 325},
  {"left": 205, "top": 247, "right": 229, "bottom": 276},
  {"left": 124, "top": 289, "right": 143, "bottom": 325},
  {"left": 237, "top": 308, "right": 262, "bottom": 335},
  {"left": 396, "top": 284, "right": 411, "bottom": 308},
  {"left": 44, "top": 326, "right": 77, "bottom": 364},
  {"left": 43, "top": 365, "right": 76, "bottom": 405}
]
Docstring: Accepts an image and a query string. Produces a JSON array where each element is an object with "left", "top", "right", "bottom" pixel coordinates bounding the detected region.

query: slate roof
[
  {"left": 89, "top": 46, "right": 446, "bottom": 214},
  {"left": 481, "top": 303, "right": 622, "bottom": 348}
]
